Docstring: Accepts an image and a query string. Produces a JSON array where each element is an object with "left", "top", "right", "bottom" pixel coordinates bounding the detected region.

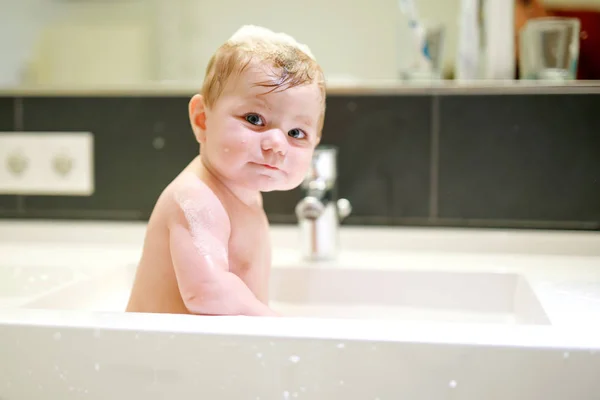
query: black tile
[
  {"left": 0, "top": 97, "right": 18, "bottom": 213},
  {"left": 22, "top": 96, "right": 197, "bottom": 218},
  {"left": 263, "top": 188, "right": 302, "bottom": 223},
  {"left": 0, "top": 97, "right": 15, "bottom": 129},
  {"left": 17, "top": 94, "right": 433, "bottom": 223},
  {"left": 438, "top": 93, "right": 600, "bottom": 223},
  {"left": 320, "top": 95, "right": 432, "bottom": 221}
]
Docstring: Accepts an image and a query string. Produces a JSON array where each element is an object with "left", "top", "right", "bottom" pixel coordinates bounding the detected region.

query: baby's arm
[{"left": 168, "top": 189, "right": 278, "bottom": 317}]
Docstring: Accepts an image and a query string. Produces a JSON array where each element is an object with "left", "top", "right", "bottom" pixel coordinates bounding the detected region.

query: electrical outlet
[{"left": 0, "top": 132, "right": 94, "bottom": 196}]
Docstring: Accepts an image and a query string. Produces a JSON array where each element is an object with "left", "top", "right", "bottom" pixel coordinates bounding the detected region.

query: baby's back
[{"left": 125, "top": 173, "right": 192, "bottom": 314}]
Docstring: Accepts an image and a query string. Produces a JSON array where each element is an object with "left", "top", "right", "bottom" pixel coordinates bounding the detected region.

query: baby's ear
[{"left": 188, "top": 94, "right": 207, "bottom": 143}]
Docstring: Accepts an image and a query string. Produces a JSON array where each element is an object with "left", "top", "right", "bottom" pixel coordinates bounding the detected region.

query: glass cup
[{"left": 518, "top": 17, "right": 580, "bottom": 81}]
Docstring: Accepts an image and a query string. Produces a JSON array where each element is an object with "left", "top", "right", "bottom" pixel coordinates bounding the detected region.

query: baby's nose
[{"left": 261, "top": 129, "right": 287, "bottom": 156}]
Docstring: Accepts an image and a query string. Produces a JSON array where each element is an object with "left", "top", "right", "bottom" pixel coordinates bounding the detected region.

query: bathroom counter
[
  {"left": 1, "top": 80, "right": 600, "bottom": 97},
  {"left": 1, "top": 219, "right": 600, "bottom": 351}
]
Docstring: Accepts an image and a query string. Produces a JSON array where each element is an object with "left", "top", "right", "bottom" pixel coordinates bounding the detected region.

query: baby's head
[{"left": 189, "top": 25, "right": 326, "bottom": 195}]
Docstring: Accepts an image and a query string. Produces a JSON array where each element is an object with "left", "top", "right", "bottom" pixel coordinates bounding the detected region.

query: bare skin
[
  {"left": 125, "top": 157, "right": 276, "bottom": 316},
  {"left": 126, "top": 61, "right": 322, "bottom": 316}
]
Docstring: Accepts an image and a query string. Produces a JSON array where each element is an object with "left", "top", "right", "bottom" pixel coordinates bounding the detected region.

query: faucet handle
[
  {"left": 337, "top": 198, "right": 352, "bottom": 220},
  {"left": 295, "top": 196, "right": 325, "bottom": 220}
]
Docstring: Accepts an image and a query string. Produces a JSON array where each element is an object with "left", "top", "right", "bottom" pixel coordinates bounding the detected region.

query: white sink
[
  {"left": 0, "top": 265, "right": 88, "bottom": 308},
  {"left": 271, "top": 267, "right": 550, "bottom": 324},
  {"left": 22, "top": 263, "right": 550, "bottom": 325}
]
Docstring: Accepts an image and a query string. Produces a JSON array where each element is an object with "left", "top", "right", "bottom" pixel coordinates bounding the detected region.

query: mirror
[{"left": 0, "top": 0, "right": 598, "bottom": 89}]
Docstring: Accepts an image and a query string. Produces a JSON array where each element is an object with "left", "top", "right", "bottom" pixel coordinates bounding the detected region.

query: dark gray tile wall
[
  {"left": 0, "top": 98, "right": 18, "bottom": 213},
  {"left": 438, "top": 93, "right": 600, "bottom": 227},
  {"left": 264, "top": 95, "right": 433, "bottom": 224},
  {"left": 1, "top": 90, "right": 599, "bottom": 230},
  {"left": 20, "top": 97, "right": 196, "bottom": 219}
]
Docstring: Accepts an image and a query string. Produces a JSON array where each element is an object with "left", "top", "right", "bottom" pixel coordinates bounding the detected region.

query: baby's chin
[
  {"left": 255, "top": 180, "right": 300, "bottom": 193},
  {"left": 248, "top": 175, "right": 303, "bottom": 193}
]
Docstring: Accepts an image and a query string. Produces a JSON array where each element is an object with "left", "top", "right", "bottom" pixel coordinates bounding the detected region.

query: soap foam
[
  {"left": 228, "top": 25, "right": 316, "bottom": 61},
  {"left": 174, "top": 190, "right": 228, "bottom": 268}
]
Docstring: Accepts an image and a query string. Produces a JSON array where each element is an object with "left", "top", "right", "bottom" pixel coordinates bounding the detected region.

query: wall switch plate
[{"left": 0, "top": 132, "right": 94, "bottom": 196}]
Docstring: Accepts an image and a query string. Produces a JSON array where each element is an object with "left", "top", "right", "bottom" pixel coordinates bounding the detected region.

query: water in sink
[{"left": 22, "top": 264, "right": 551, "bottom": 325}]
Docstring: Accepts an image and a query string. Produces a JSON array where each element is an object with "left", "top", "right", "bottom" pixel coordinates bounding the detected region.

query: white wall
[
  {"left": 0, "top": 0, "right": 60, "bottom": 85},
  {"left": 0, "top": 0, "right": 462, "bottom": 85},
  {"left": 0, "top": 0, "right": 598, "bottom": 86}
]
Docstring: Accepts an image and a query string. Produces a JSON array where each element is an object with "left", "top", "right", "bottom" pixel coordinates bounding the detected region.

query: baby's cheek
[{"left": 289, "top": 151, "right": 314, "bottom": 181}]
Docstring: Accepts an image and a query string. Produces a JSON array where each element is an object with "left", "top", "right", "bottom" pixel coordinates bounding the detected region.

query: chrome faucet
[{"left": 295, "top": 146, "right": 351, "bottom": 260}]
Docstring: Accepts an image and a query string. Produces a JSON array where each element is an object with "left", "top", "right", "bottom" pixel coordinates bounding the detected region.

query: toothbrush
[{"left": 398, "top": 0, "right": 432, "bottom": 71}]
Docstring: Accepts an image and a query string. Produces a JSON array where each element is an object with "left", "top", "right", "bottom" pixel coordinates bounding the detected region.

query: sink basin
[
  {"left": 22, "top": 263, "right": 550, "bottom": 325},
  {"left": 0, "top": 265, "right": 89, "bottom": 308},
  {"left": 270, "top": 267, "right": 550, "bottom": 325}
]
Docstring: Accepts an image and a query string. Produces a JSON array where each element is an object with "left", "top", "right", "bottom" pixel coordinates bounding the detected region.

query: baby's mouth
[{"left": 252, "top": 162, "right": 280, "bottom": 171}]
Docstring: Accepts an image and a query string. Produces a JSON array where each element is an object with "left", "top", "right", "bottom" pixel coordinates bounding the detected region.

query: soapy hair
[{"left": 200, "top": 25, "right": 326, "bottom": 135}]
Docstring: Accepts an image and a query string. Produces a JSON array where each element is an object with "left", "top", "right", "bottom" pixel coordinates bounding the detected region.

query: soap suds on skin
[{"left": 174, "top": 190, "right": 228, "bottom": 268}]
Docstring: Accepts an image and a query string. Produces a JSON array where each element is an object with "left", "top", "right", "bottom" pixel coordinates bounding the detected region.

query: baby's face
[{"left": 200, "top": 63, "right": 323, "bottom": 193}]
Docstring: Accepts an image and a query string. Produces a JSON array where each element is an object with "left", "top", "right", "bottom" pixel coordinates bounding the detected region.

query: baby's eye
[
  {"left": 245, "top": 113, "right": 264, "bottom": 126},
  {"left": 288, "top": 128, "right": 306, "bottom": 139}
]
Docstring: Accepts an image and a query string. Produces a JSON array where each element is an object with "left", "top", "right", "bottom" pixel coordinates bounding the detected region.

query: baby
[{"left": 125, "top": 25, "right": 326, "bottom": 316}]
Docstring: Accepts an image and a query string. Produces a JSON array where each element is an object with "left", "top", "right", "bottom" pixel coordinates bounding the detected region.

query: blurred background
[
  {"left": 1, "top": 0, "right": 599, "bottom": 87},
  {"left": 0, "top": 0, "right": 599, "bottom": 230}
]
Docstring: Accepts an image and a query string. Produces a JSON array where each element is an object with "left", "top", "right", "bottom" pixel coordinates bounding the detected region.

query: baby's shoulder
[{"left": 165, "top": 172, "right": 231, "bottom": 233}]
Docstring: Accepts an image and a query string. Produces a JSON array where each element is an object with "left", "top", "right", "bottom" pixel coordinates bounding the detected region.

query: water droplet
[
  {"left": 53, "top": 332, "right": 61, "bottom": 341},
  {"left": 289, "top": 355, "right": 300, "bottom": 363},
  {"left": 449, "top": 380, "right": 458, "bottom": 388},
  {"left": 256, "top": 353, "right": 263, "bottom": 358},
  {"left": 339, "top": 380, "right": 345, "bottom": 385},
  {"left": 283, "top": 390, "right": 290, "bottom": 399},
  {"left": 563, "top": 352, "right": 570, "bottom": 359},
  {"left": 292, "top": 392, "right": 298, "bottom": 398},
  {"left": 94, "top": 363, "right": 100, "bottom": 372},
  {"left": 336, "top": 343, "right": 345, "bottom": 349},
  {"left": 152, "top": 137, "right": 166, "bottom": 150}
]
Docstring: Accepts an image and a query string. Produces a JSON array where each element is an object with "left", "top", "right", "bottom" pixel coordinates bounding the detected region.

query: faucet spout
[{"left": 295, "top": 146, "right": 351, "bottom": 261}]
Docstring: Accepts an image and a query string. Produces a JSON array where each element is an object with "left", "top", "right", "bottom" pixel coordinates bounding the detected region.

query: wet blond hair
[{"left": 200, "top": 25, "right": 326, "bottom": 136}]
